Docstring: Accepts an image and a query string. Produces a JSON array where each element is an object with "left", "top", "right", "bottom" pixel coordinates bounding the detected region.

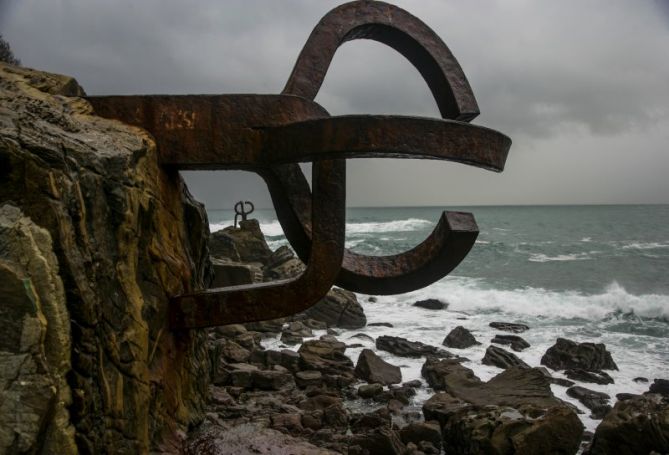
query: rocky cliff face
[{"left": 0, "top": 63, "right": 212, "bottom": 453}]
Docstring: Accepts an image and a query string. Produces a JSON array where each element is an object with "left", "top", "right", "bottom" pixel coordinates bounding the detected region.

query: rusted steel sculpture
[
  {"left": 86, "top": 1, "right": 511, "bottom": 329},
  {"left": 234, "top": 200, "right": 255, "bottom": 228}
]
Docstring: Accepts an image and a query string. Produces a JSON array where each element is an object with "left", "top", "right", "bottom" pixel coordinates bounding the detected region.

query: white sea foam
[
  {"left": 346, "top": 218, "right": 433, "bottom": 234},
  {"left": 210, "top": 217, "right": 432, "bottom": 237},
  {"left": 621, "top": 242, "right": 669, "bottom": 250},
  {"left": 528, "top": 252, "right": 593, "bottom": 262}
]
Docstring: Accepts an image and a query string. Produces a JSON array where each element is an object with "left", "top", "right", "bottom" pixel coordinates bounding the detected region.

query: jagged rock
[
  {"left": 482, "top": 345, "right": 530, "bottom": 369},
  {"left": 412, "top": 298, "right": 448, "bottom": 310},
  {"left": 541, "top": 338, "right": 618, "bottom": 371},
  {"left": 421, "top": 358, "right": 478, "bottom": 391},
  {"left": 0, "top": 205, "right": 76, "bottom": 454},
  {"left": 213, "top": 338, "right": 251, "bottom": 363},
  {"left": 215, "top": 324, "right": 248, "bottom": 338},
  {"left": 209, "top": 229, "right": 241, "bottom": 261},
  {"left": 1, "top": 64, "right": 212, "bottom": 453},
  {"left": 399, "top": 421, "right": 442, "bottom": 451},
  {"left": 404, "top": 379, "right": 422, "bottom": 388},
  {"left": 536, "top": 367, "right": 575, "bottom": 387},
  {"left": 349, "top": 408, "right": 391, "bottom": 433},
  {"left": 210, "top": 257, "right": 263, "bottom": 286},
  {"left": 425, "top": 397, "right": 583, "bottom": 455},
  {"left": 491, "top": 334, "right": 530, "bottom": 352},
  {"left": 442, "top": 326, "right": 480, "bottom": 349},
  {"left": 377, "top": 335, "right": 454, "bottom": 358},
  {"left": 220, "top": 219, "right": 273, "bottom": 265},
  {"left": 299, "top": 395, "right": 349, "bottom": 430},
  {"left": 300, "top": 287, "right": 366, "bottom": 329},
  {"left": 567, "top": 386, "right": 611, "bottom": 419},
  {"left": 422, "top": 367, "right": 584, "bottom": 454},
  {"left": 266, "top": 257, "right": 306, "bottom": 281},
  {"left": 358, "top": 383, "right": 384, "bottom": 399},
  {"left": 565, "top": 368, "right": 614, "bottom": 385},
  {"left": 298, "top": 340, "right": 354, "bottom": 377},
  {"left": 355, "top": 349, "right": 402, "bottom": 385},
  {"left": 244, "top": 319, "right": 285, "bottom": 334},
  {"left": 234, "top": 331, "right": 263, "bottom": 351},
  {"left": 586, "top": 393, "right": 669, "bottom": 455},
  {"left": 251, "top": 369, "right": 296, "bottom": 391},
  {"left": 649, "top": 378, "right": 669, "bottom": 396},
  {"left": 295, "top": 370, "right": 323, "bottom": 389},
  {"left": 250, "top": 349, "right": 301, "bottom": 373},
  {"left": 489, "top": 321, "right": 530, "bottom": 333},
  {"left": 422, "top": 359, "right": 569, "bottom": 410},
  {"left": 348, "top": 428, "right": 405, "bottom": 455},
  {"left": 185, "top": 423, "right": 337, "bottom": 454}
]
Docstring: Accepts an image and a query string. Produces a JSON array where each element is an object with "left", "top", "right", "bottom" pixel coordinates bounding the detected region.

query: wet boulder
[
  {"left": 355, "top": 349, "right": 402, "bottom": 385},
  {"left": 443, "top": 326, "right": 480, "bottom": 349},
  {"left": 489, "top": 322, "right": 530, "bottom": 333},
  {"left": 377, "top": 335, "right": 454, "bottom": 358},
  {"left": 413, "top": 299, "right": 448, "bottom": 310},
  {"left": 491, "top": 334, "right": 530, "bottom": 352},
  {"left": 564, "top": 368, "right": 614, "bottom": 385},
  {"left": 541, "top": 338, "right": 618, "bottom": 371},
  {"left": 586, "top": 393, "right": 669, "bottom": 455},
  {"left": 567, "top": 386, "right": 611, "bottom": 419},
  {"left": 300, "top": 287, "right": 367, "bottom": 329},
  {"left": 482, "top": 345, "right": 530, "bottom": 370},
  {"left": 219, "top": 219, "right": 273, "bottom": 265},
  {"left": 399, "top": 421, "right": 442, "bottom": 452}
]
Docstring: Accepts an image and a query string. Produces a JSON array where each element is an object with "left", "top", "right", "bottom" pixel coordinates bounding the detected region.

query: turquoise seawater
[{"left": 208, "top": 205, "right": 669, "bottom": 431}]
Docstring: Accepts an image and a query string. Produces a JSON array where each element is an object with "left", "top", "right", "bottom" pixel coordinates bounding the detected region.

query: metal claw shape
[
  {"left": 84, "top": 0, "right": 512, "bottom": 328},
  {"left": 266, "top": 0, "right": 510, "bottom": 294}
]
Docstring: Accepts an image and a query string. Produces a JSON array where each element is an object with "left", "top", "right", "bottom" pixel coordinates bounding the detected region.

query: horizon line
[{"left": 204, "top": 202, "right": 669, "bottom": 210}]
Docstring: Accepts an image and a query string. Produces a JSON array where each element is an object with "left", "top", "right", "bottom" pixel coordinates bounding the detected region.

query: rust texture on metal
[
  {"left": 85, "top": 0, "right": 512, "bottom": 328},
  {"left": 234, "top": 200, "right": 254, "bottom": 228}
]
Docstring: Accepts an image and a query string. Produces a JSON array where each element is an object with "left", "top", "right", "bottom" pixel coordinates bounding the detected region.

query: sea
[{"left": 208, "top": 204, "right": 669, "bottom": 432}]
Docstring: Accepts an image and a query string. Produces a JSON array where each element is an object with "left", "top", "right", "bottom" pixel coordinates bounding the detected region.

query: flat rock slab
[
  {"left": 355, "top": 349, "right": 402, "bottom": 385},
  {"left": 489, "top": 322, "right": 530, "bottom": 333}
]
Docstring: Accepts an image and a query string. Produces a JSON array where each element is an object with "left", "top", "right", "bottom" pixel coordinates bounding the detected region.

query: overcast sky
[{"left": 2, "top": 0, "right": 668, "bottom": 208}]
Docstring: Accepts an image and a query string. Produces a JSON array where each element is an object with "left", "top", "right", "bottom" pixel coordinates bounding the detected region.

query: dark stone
[
  {"left": 377, "top": 335, "right": 455, "bottom": 358},
  {"left": 358, "top": 383, "right": 384, "bottom": 399},
  {"left": 368, "top": 296, "right": 378, "bottom": 303},
  {"left": 295, "top": 370, "right": 323, "bottom": 389},
  {"left": 368, "top": 322, "right": 393, "bottom": 328},
  {"left": 210, "top": 257, "right": 263, "bottom": 287},
  {"left": 412, "top": 299, "right": 448, "bottom": 310},
  {"left": 491, "top": 334, "right": 530, "bottom": 352},
  {"left": 481, "top": 345, "right": 530, "bottom": 369},
  {"left": 567, "top": 386, "right": 611, "bottom": 419},
  {"left": 299, "top": 287, "right": 366, "bottom": 329},
  {"left": 489, "top": 321, "right": 530, "bottom": 333},
  {"left": 633, "top": 376, "right": 648, "bottom": 383},
  {"left": 564, "top": 369, "right": 614, "bottom": 385},
  {"left": 220, "top": 219, "right": 273, "bottom": 264},
  {"left": 355, "top": 349, "right": 402, "bottom": 385},
  {"left": 208, "top": 229, "right": 241, "bottom": 261},
  {"left": 442, "top": 326, "right": 480, "bottom": 349},
  {"left": 649, "top": 379, "right": 669, "bottom": 396},
  {"left": 541, "top": 338, "right": 618, "bottom": 371},
  {"left": 399, "top": 421, "right": 442, "bottom": 451},
  {"left": 587, "top": 393, "right": 669, "bottom": 455},
  {"left": 536, "top": 367, "right": 575, "bottom": 387},
  {"left": 298, "top": 340, "right": 354, "bottom": 377},
  {"left": 349, "top": 408, "right": 391, "bottom": 433},
  {"left": 348, "top": 428, "right": 405, "bottom": 455},
  {"left": 616, "top": 393, "right": 640, "bottom": 401},
  {"left": 403, "top": 379, "right": 422, "bottom": 388}
]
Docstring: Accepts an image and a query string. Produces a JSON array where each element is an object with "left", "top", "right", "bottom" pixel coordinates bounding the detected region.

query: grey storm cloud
[{"left": 2, "top": 0, "right": 668, "bottom": 208}]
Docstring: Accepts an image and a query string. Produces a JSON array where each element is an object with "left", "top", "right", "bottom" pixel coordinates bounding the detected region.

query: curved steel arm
[
  {"left": 169, "top": 160, "right": 345, "bottom": 329},
  {"left": 268, "top": 0, "right": 509, "bottom": 294}
]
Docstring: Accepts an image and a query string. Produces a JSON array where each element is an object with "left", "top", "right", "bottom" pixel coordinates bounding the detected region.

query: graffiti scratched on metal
[{"left": 86, "top": 0, "right": 512, "bottom": 329}]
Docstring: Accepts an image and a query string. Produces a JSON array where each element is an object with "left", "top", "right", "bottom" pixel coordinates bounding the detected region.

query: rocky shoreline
[
  {"left": 1, "top": 63, "right": 667, "bottom": 454},
  {"left": 187, "top": 220, "right": 669, "bottom": 454}
]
